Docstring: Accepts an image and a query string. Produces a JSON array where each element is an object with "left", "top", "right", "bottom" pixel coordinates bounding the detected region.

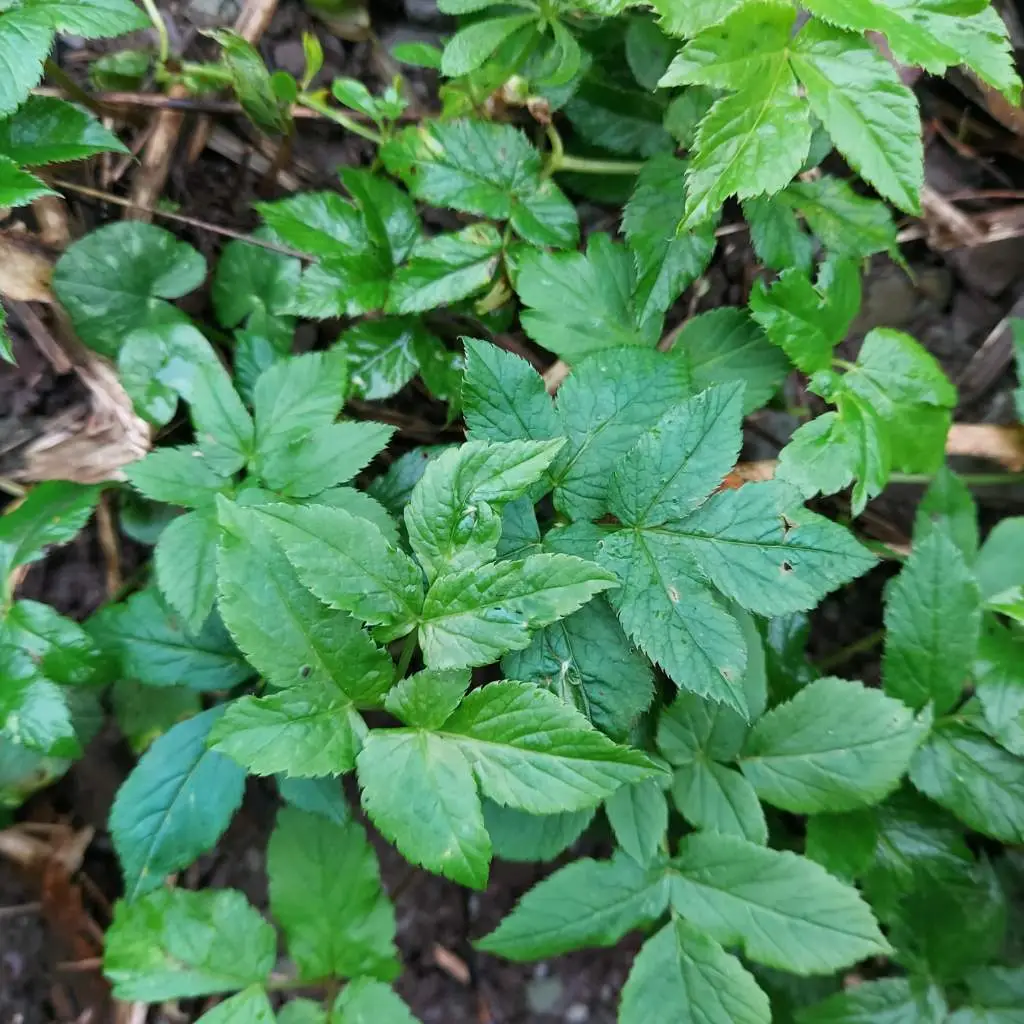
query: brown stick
[{"left": 126, "top": 83, "right": 190, "bottom": 223}]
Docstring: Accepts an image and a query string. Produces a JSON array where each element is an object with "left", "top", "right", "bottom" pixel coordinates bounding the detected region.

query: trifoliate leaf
[
  {"left": 910, "top": 720, "right": 1024, "bottom": 842},
  {"left": 405, "top": 438, "right": 564, "bottom": 581},
  {"left": 357, "top": 727, "right": 491, "bottom": 888},
  {"left": 419, "top": 554, "right": 618, "bottom": 668},
  {"left": 476, "top": 852, "right": 670, "bottom": 959},
  {"left": 669, "top": 308, "right": 790, "bottom": 413},
  {"left": 605, "top": 778, "right": 668, "bottom": 865},
  {"left": 620, "top": 919, "right": 772, "bottom": 1024},
  {"left": 89, "top": 588, "right": 252, "bottom": 691},
  {"left": 0, "top": 95, "right": 126, "bottom": 164},
  {"left": 740, "top": 677, "right": 929, "bottom": 813},
  {"left": 103, "top": 888, "right": 275, "bottom": 1000},
  {"left": 502, "top": 598, "right": 655, "bottom": 739},
  {"left": 52, "top": 222, "right": 205, "bottom": 357},
  {"left": 154, "top": 508, "right": 219, "bottom": 635},
  {"left": 670, "top": 832, "right": 889, "bottom": 974},
  {"left": 332, "top": 978, "right": 419, "bottom": 1024},
  {"left": 789, "top": 21, "right": 922, "bottom": 212},
  {"left": 515, "top": 234, "right": 661, "bottom": 360},
  {"left": 462, "top": 338, "right": 560, "bottom": 445},
  {"left": 883, "top": 529, "right": 980, "bottom": 713},
  {"left": 381, "top": 119, "right": 577, "bottom": 248},
  {"left": 211, "top": 234, "right": 300, "bottom": 329},
  {"left": 483, "top": 802, "right": 594, "bottom": 862},
  {"left": 798, "top": 977, "right": 947, "bottom": 1023},
  {"left": 268, "top": 808, "right": 398, "bottom": 980},
  {"left": 250, "top": 502, "right": 423, "bottom": 639},
  {"left": 109, "top": 707, "right": 246, "bottom": 899},
  {"left": 125, "top": 446, "right": 229, "bottom": 509},
  {"left": 622, "top": 153, "right": 716, "bottom": 322},
  {"left": 195, "top": 987, "right": 275, "bottom": 1024},
  {"left": 387, "top": 223, "right": 502, "bottom": 314}
]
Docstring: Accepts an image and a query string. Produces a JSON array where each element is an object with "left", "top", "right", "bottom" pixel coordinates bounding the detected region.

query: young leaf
[
  {"left": 125, "top": 446, "right": 229, "bottom": 509},
  {"left": 405, "top": 439, "right": 564, "bottom": 580},
  {"left": 910, "top": 720, "right": 1024, "bottom": 842},
  {"left": 109, "top": 707, "right": 246, "bottom": 899},
  {"left": 384, "top": 669, "right": 470, "bottom": 730},
  {"left": 268, "top": 808, "right": 398, "bottom": 981},
  {"left": 104, "top": 888, "right": 276, "bottom": 1000},
  {"left": 194, "top": 987, "right": 275, "bottom": 1024},
  {"left": 883, "top": 529, "right": 980, "bottom": 712},
  {"left": 332, "top": 978, "right": 419, "bottom": 1024},
  {"left": 387, "top": 224, "right": 502, "bottom": 314},
  {"left": 89, "top": 588, "right": 253, "bottom": 692},
  {"left": 0, "top": 95, "right": 126, "bottom": 163},
  {"left": 622, "top": 153, "right": 717, "bottom": 322},
  {"left": 188, "top": 359, "right": 255, "bottom": 476},
  {"left": 381, "top": 119, "right": 578, "bottom": 248},
  {"left": 740, "top": 677, "right": 929, "bottom": 813},
  {"left": 620, "top": 919, "right": 771, "bottom": 1024},
  {"left": 605, "top": 778, "right": 668, "bottom": 865},
  {"left": 418, "top": 554, "right": 617, "bottom": 668},
  {"left": 670, "top": 832, "right": 889, "bottom": 974},
  {"left": 154, "top": 508, "right": 219, "bottom": 636},
  {"left": 253, "top": 502, "right": 423, "bottom": 637},
  {"left": 475, "top": 853, "right": 670, "bottom": 960},
  {"left": 52, "top": 223, "right": 205, "bottom": 357},
  {"left": 516, "top": 234, "right": 661, "bottom": 360},
  {"left": 798, "top": 977, "right": 947, "bottom": 1023}
]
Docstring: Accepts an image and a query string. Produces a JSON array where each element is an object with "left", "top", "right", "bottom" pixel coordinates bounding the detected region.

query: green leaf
[
  {"left": 750, "top": 259, "right": 861, "bottom": 374},
  {"left": 0, "top": 307, "right": 11, "bottom": 364},
  {"left": 332, "top": 979, "right": 418, "bottom": 1024},
  {"left": 257, "top": 191, "right": 364, "bottom": 257},
  {"left": 974, "top": 517, "right": 1024, "bottom": 602},
  {"left": 975, "top": 623, "right": 1024, "bottom": 757},
  {"left": 743, "top": 196, "right": 814, "bottom": 273},
  {"left": 268, "top": 808, "right": 398, "bottom": 980},
  {"left": 195, "top": 987, "right": 275, "bottom": 1024},
  {"left": 475, "top": 853, "right": 669, "bottom": 959},
  {"left": 111, "top": 681, "right": 200, "bottom": 754},
  {"left": 441, "top": 13, "right": 537, "bottom": 76},
  {"left": 804, "top": 809, "right": 880, "bottom": 881},
  {"left": 0, "top": 6, "right": 53, "bottom": 117},
  {"left": 0, "top": 96, "right": 126, "bottom": 164},
  {"left": 623, "top": 153, "right": 717, "bottom": 322},
  {"left": 253, "top": 502, "right": 422, "bottom": 637},
  {"left": 798, "top": 977, "right": 947, "bottom": 1023},
  {"left": 278, "top": 998, "right": 326, "bottom": 1024},
  {"left": 607, "top": 384, "right": 745, "bottom": 528},
  {"left": 338, "top": 318, "right": 435, "bottom": 400},
  {"left": 357, "top": 727, "right": 491, "bottom": 888},
  {"left": 620, "top": 919, "right": 771, "bottom": 1024},
  {"left": 564, "top": 77, "right": 673, "bottom": 158},
  {"left": 277, "top": 775, "right": 349, "bottom": 824},
  {"left": 605, "top": 778, "right": 668, "bottom": 865},
  {"left": 552, "top": 347, "right": 692, "bottom": 521},
  {"left": 914, "top": 467, "right": 980, "bottom": 560},
  {"left": 21, "top": 0, "right": 150, "bottom": 36},
  {"left": 103, "top": 888, "right": 275, "bottom": 1000},
  {"left": 154, "top": 508, "right": 219, "bottom": 635},
  {"left": 801, "top": 0, "right": 1020, "bottom": 101},
  {"left": 109, "top": 708, "right": 246, "bottom": 899},
  {"left": 949, "top": 967, "right": 1024, "bottom": 1024},
  {"left": 209, "top": 689, "right": 366, "bottom": 777},
  {"left": 405, "top": 438, "right": 564, "bottom": 580},
  {"left": 0, "top": 154, "right": 50, "bottom": 205},
  {"left": 126, "top": 446, "right": 228, "bottom": 509},
  {"left": 0, "top": 479, "right": 100, "bottom": 575},
  {"left": 387, "top": 224, "right": 502, "bottom": 314},
  {"left": 650, "top": 0, "right": 746, "bottom": 38},
  {"left": 883, "top": 529, "right": 980, "bottom": 712},
  {"left": 670, "top": 832, "right": 889, "bottom": 974},
  {"left": 502, "top": 598, "right": 655, "bottom": 739},
  {"left": 52, "top": 222, "right": 205, "bottom": 357},
  {"left": 3, "top": 599, "right": 110, "bottom": 687},
  {"left": 658, "top": 690, "right": 747, "bottom": 765},
  {"left": 516, "top": 234, "right": 661, "bottom": 360},
  {"left": 188, "top": 357, "right": 255, "bottom": 476},
  {"left": 419, "top": 554, "right": 617, "bottom": 668},
  {"left": 656, "top": 481, "right": 876, "bottom": 617},
  {"left": 217, "top": 500, "right": 392, "bottom": 699},
  {"left": 0, "top": 646, "right": 77, "bottom": 756},
  {"left": 211, "top": 234, "right": 299, "bottom": 329},
  {"left": 482, "top": 801, "right": 594, "bottom": 862},
  {"left": 740, "top": 677, "right": 929, "bottom": 813},
  {"left": 910, "top": 720, "right": 1024, "bottom": 842},
  {"left": 381, "top": 119, "right": 578, "bottom": 248},
  {"left": 789, "top": 21, "right": 922, "bottom": 212},
  {"left": 385, "top": 668, "right": 470, "bottom": 730},
  {"left": 89, "top": 587, "right": 252, "bottom": 691},
  {"left": 670, "top": 308, "right": 790, "bottom": 414},
  {"left": 462, "top": 338, "right": 560, "bottom": 446},
  {"left": 625, "top": 16, "right": 677, "bottom": 90}
]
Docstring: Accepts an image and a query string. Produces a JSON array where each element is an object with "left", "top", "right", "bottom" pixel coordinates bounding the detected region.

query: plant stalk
[
  {"left": 298, "top": 93, "right": 382, "bottom": 144},
  {"left": 140, "top": 0, "right": 171, "bottom": 63}
]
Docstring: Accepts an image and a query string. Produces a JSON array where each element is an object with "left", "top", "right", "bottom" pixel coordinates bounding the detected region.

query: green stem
[
  {"left": 552, "top": 153, "right": 645, "bottom": 175},
  {"left": 394, "top": 632, "right": 418, "bottom": 683},
  {"left": 298, "top": 93, "right": 383, "bottom": 144},
  {"left": 816, "top": 628, "right": 884, "bottom": 673},
  {"left": 139, "top": 0, "right": 170, "bottom": 64},
  {"left": 889, "top": 471, "right": 1024, "bottom": 487}
]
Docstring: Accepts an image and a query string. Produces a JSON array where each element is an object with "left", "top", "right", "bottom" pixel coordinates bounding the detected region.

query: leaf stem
[
  {"left": 889, "top": 471, "right": 1024, "bottom": 486},
  {"left": 551, "top": 154, "right": 645, "bottom": 176},
  {"left": 394, "top": 632, "right": 418, "bottom": 682},
  {"left": 297, "top": 92, "right": 383, "bottom": 145},
  {"left": 816, "top": 628, "right": 884, "bottom": 673},
  {"left": 139, "top": 0, "right": 170, "bottom": 64}
]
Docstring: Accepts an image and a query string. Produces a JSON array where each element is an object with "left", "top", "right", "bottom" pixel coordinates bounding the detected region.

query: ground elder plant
[{"left": 1, "top": 0, "right": 1024, "bottom": 1019}]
